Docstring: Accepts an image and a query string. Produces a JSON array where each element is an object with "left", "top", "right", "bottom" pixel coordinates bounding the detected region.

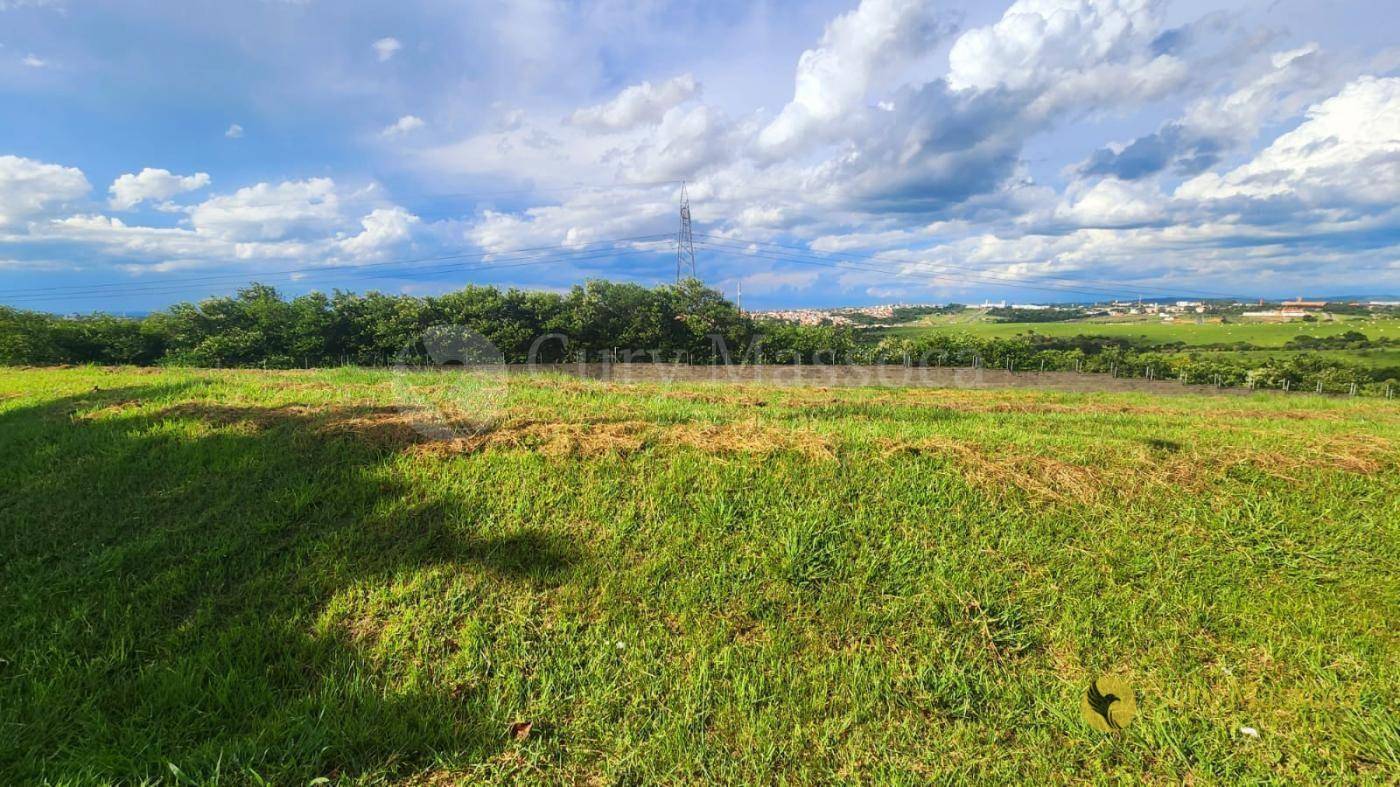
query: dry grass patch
[
  {"left": 882, "top": 430, "right": 1395, "bottom": 504},
  {"left": 882, "top": 436, "right": 1105, "bottom": 504},
  {"left": 416, "top": 417, "right": 833, "bottom": 460},
  {"left": 147, "top": 400, "right": 833, "bottom": 459},
  {"left": 1233, "top": 433, "right": 1395, "bottom": 479}
]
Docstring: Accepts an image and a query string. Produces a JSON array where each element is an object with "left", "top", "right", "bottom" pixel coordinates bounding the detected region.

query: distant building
[{"left": 1280, "top": 298, "right": 1328, "bottom": 314}]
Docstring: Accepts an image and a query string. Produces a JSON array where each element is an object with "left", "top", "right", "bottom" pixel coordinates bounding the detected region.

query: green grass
[
  {"left": 1205, "top": 348, "right": 1400, "bottom": 369},
  {"left": 881, "top": 314, "right": 1400, "bottom": 347},
  {"left": 2, "top": 367, "right": 1398, "bottom": 783}
]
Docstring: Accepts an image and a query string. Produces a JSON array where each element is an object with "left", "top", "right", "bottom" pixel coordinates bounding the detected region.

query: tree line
[
  {"left": 0, "top": 280, "right": 851, "bottom": 368},
  {"left": 3, "top": 280, "right": 1396, "bottom": 396},
  {"left": 868, "top": 332, "right": 1400, "bottom": 395}
]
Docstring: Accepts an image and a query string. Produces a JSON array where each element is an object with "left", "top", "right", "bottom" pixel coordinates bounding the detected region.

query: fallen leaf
[{"left": 509, "top": 721, "right": 533, "bottom": 741}]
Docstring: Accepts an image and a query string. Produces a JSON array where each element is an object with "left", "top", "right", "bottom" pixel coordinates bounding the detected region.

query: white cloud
[
  {"left": 188, "top": 178, "right": 342, "bottom": 241},
  {"left": 381, "top": 114, "right": 425, "bottom": 137},
  {"left": 0, "top": 155, "right": 90, "bottom": 228},
  {"left": 108, "top": 168, "right": 211, "bottom": 210},
  {"left": 623, "top": 104, "right": 736, "bottom": 181},
  {"left": 1078, "top": 42, "right": 1343, "bottom": 181},
  {"left": 736, "top": 270, "right": 821, "bottom": 294},
  {"left": 225, "top": 123, "right": 244, "bottom": 139},
  {"left": 946, "top": 0, "right": 1188, "bottom": 121},
  {"left": 15, "top": 174, "right": 426, "bottom": 271},
  {"left": 21, "top": 53, "right": 46, "bottom": 68},
  {"left": 569, "top": 74, "right": 700, "bottom": 133},
  {"left": 468, "top": 187, "right": 673, "bottom": 253},
  {"left": 372, "top": 36, "right": 402, "bottom": 62},
  {"left": 1055, "top": 178, "right": 1164, "bottom": 227},
  {"left": 758, "top": 0, "right": 954, "bottom": 156},
  {"left": 949, "top": 0, "right": 1165, "bottom": 93},
  {"left": 338, "top": 206, "right": 419, "bottom": 258},
  {"left": 1176, "top": 76, "right": 1400, "bottom": 206}
]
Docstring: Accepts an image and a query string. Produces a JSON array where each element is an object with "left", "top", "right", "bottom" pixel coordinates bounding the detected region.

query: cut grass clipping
[{"left": 1, "top": 367, "right": 1397, "bottom": 783}]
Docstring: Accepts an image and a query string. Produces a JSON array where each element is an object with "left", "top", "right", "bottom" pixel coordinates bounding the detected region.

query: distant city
[{"left": 751, "top": 297, "right": 1400, "bottom": 326}]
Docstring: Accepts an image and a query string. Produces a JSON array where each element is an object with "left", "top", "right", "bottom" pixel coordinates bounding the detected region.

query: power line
[
  {"left": 2, "top": 241, "right": 674, "bottom": 307},
  {"left": 345, "top": 179, "right": 683, "bottom": 205},
  {"left": 2, "top": 234, "right": 672, "bottom": 299}
]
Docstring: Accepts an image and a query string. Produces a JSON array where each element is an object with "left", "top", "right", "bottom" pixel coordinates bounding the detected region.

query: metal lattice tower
[{"left": 676, "top": 182, "right": 696, "bottom": 282}]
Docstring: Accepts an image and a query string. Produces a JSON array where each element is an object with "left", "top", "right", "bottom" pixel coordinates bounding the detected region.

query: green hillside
[{"left": 881, "top": 314, "right": 1400, "bottom": 348}]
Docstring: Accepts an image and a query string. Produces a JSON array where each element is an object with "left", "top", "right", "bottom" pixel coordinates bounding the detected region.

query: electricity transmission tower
[{"left": 676, "top": 182, "right": 696, "bottom": 282}]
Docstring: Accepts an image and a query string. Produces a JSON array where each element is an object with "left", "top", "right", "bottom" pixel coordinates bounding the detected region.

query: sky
[{"left": 2, "top": 0, "right": 1398, "bottom": 312}]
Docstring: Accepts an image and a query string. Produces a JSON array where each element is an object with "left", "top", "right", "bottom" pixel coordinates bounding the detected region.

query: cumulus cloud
[
  {"left": 1080, "top": 123, "right": 1223, "bottom": 180},
  {"left": 757, "top": 0, "right": 955, "bottom": 156},
  {"left": 734, "top": 270, "right": 821, "bottom": 294},
  {"left": 0, "top": 155, "right": 90, "bottom": 227},
  {"left": 21, "top": 54, "right": 46, "bottom": 68},
  {"left": 469, "top": 186, "right": 673, "bottom": 253},
  {"left": 1080, "top": 43, "right": 1333, "bottom": 180},
  {"left": 338, "top": 206, "right": 419, "bottom": 258},
  {"left": 424, "top": 0, "right": 1214, "bottom": 254},
  {"left": 1176, "top": 76, "right": 1400, "bottom": 207},
  {"left": 108, "top": 168, "right": 211, "bottom": 210},
  {"left": 1055, "top": 177, "right": 1165, "bottom": 227},
  {"left": 569, "top": 74, "right": 700, "bottom": 133},
  {"left": 225, "top": 123, "right": 244, "bottom": 139},
  {"left": 623, "top": 104, "right": 737, "bottom": 180},
  {"left": 381, "top": 115, "right": 426, "bottom": 136},
  {"left": 15, "top": 172, "right": 426, "bottom": 271},
  {"left": 947, "top": 0, "right": 1189, "bottom": 120},
  {"left": 372, "top": 37, "right": 402, "bottom": 62},
  {"left": 188, "top": 178, "right": 342, "bottom": 241},
  {"left": 949, "top": 0, "right": 1169, "bottom": 91},
  {"left": 9, "top": 0, "right": 1397, "bottom": 298}
]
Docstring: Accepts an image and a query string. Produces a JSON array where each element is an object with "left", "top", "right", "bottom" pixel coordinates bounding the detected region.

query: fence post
[{"left": 1350, "top": 382, "right": 1358, "bottom": 397}]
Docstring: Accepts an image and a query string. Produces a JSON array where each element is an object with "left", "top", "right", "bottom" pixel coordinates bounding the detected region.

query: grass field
[
  {"left": 1209, "top": 348, "right": 1400, "bottom": 370},
  {"left": 880, "top": 314, "right": 1400, "bottom": 348},
  {"left": 2, "top": 367, "right": 1398, "bottom": 783}
]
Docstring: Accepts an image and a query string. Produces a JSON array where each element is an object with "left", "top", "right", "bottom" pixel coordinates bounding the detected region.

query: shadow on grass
[{"left": 0, "top": 384, "right": 580, "bottom": 783}]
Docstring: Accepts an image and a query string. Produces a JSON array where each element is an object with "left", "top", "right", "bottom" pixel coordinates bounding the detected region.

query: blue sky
[{"left": 2, "top": 0, "right": 1398, "bottom": 312}]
